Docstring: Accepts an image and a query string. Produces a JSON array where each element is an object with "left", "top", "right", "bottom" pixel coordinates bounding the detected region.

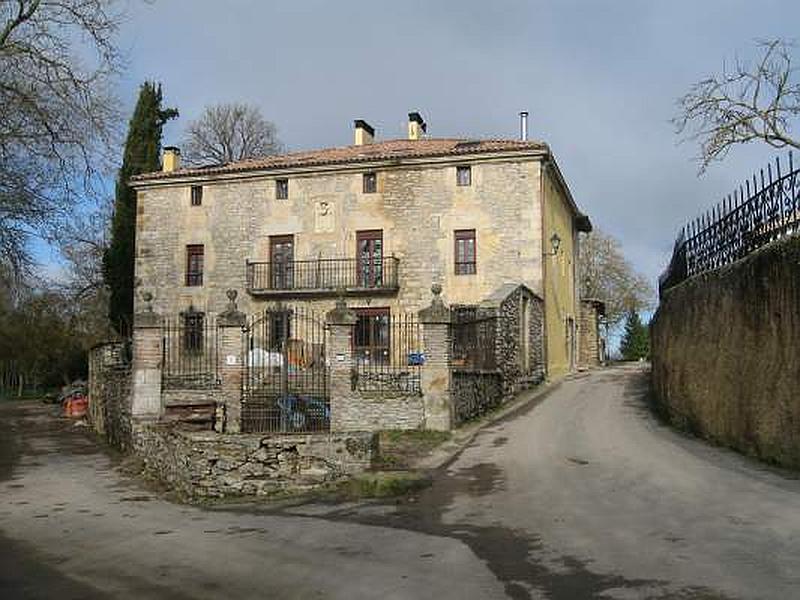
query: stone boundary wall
[
  {"left": 578, "top": 300, "right": 604, "bottom": 369},
  {"left": 332, "top": 392, "right": 425, "bottom": 431},
  {"left": 88, "top": 343, "right": 134, "bottom": 451},
  {"left": 452, "top": 370, "right": 503, "bottom": 424},
  {"left": 162, "top": 388, "right": 220, "bottom": 406},
  {"left": 652, "top": 236, "right": 800, "bottom": 468},
  {"left": 133, "top": 425, "right": 376, "bottom": 498},
  {"left": 450, "top": 285, "right": 545, "bottom": 425}
]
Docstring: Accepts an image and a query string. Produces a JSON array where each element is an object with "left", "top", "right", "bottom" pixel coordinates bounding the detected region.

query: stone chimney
[
  {"left": 162, "top": 146, "right": 181, "bottom": 172},
  {"left": 354, "top": 120, "right": 374, "bottom": 146},
  {"left": 408, "top": 112, "right": 427, "bottom": 140}
]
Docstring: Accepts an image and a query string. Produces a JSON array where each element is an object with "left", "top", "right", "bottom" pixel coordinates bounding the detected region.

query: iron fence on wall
[
  {"left": 450, "top": 306, "right": 498, "bottom": 371},
  {"left": 352, "top": 312, "right": 423, "bottom": 394},
  {"left": 161, "top": 315, "right": 220, "bottom": 388},
  {"left": 660, "top": 153, "right": 800, "bottom": 294}
]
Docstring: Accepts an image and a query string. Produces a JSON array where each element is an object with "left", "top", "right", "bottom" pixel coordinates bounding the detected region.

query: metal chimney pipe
[{"left": 519, "top": 111, "right": 529, "bottom": 141}]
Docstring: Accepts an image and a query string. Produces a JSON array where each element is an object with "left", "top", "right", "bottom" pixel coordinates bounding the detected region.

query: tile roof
[{"left": 131, "top": 137, "right": 549, "bottom": 182}]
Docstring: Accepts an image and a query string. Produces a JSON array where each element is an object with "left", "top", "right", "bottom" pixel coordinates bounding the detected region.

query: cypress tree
[
  {"left": 619, "top": 309, "right": 650, "bottom": 361},
  {"left": 104, "top": 82, "right": 177, "bottom": 333}
]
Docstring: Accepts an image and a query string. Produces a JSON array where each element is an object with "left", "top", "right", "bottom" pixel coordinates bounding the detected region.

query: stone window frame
[
  {"left": 456, "top": 165, "right": 472, "bottom": 186},
  {"left": 362, "top": 172, "right": 377, "bottom": 194},
  {"left": 454, "top": 229, "right": 477, "bottom": 275},
  {"left": 190, "top": 185, "right": 203, "bottom": 206},
  {"left": 276, "top": 178, "right": 289, "bottom": 200},
  {"left": 185, "top": 244, "right": 204, "bottom": 286}
]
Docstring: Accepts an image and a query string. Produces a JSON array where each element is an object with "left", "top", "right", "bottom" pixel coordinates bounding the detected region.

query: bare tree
[
  {"left": 0, "top": 0, "right": 122, "bottom": 276},
  {"left": 182, "top": 102, "right": 283, "bottom": 166},
  {"left": 674, "top": 39, "right": 800, "bottom": 173},
  {"left": 579, "top": 229, "right": 653, "bottom": 328}
]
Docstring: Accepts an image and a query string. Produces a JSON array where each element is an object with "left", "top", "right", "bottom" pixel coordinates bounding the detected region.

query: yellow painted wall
[{"left": 541, "top": 165, "right": 579, "bottom": 380}]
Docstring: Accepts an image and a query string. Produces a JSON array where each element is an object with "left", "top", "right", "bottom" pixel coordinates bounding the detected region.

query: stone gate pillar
[
  {"left": 326, "top": 297, "right": 357, "bottom": 432},
  {"left": 131, "top": 295, "right": 163, "bottom": 421},
  {"left": 217, "top": 290, "right": 247, "bottom": 433},
  {"left": 419, "top": 284, "right": 453, "bottom": 431}
]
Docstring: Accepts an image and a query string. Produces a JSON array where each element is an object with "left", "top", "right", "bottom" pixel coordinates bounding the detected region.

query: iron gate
[{"left": 241, "top": 306, "right": 329, "bottom": 433}]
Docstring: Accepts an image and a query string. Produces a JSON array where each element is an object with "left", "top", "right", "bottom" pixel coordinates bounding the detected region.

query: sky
[{"left": 107, "top": 0, "right": 800, "bottom": 290}]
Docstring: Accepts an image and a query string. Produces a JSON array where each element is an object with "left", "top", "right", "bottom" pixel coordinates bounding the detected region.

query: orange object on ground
[{"left": 64, "top": 394, "right": 88, "bottom": 418}]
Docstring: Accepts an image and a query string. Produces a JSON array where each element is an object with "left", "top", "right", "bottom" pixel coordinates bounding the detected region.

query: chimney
[
  {"left": 408, "top": 112, "right": 427, "bottom": 140},
  {"left": 163, "top": 146, "right": 181, "bottom": 172},
  {"left": 519, "top": 111, "right": 529, "bottom": 141},
  {"left": 354, "top": 120, "right": 375, "bottom": 146}
]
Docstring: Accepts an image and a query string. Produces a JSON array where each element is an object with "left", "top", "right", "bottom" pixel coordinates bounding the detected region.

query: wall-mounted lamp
[{"left": 547, "top": 232, "right": 562, "bottom": 256}]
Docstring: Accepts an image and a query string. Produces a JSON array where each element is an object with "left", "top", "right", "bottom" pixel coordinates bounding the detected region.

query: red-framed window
[
  {"left": 454, "top": 229, "right": 476, "bottom": 275},
  {"left": 186, "top": 245, "right": 204, "bottom": 286}
]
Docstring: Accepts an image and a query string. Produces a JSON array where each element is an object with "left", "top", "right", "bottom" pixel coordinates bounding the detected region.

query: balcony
[{"left": 246, "top": 257, "right": 400, "bottom": 297}]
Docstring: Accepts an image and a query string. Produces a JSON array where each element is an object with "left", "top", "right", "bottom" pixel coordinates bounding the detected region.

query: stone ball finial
[
  {"left": 431, "top": 283, "right": 442, "bottom": 297},
  {"left": 140, "top": 290, "right": 154, "bottom": 313},
  {"left": 226, "top": 289, "right": 238, "bottom": 302}
]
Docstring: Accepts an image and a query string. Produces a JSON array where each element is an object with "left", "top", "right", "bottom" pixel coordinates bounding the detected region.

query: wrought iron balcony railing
[{"left": 246, "top": 257, "right": 400, "bottom": 296}]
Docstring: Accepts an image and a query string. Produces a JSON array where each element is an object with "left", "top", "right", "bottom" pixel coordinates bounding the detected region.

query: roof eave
[{"left": 128, "top": 148, "right": 550, "bottom": 189}]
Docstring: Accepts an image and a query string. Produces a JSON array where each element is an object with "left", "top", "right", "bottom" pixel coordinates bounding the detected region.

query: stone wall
[
  {"left": 494, "top": 286, "right": 545, "bottom": 392},
  {"left": 651, "top": 235, "right": 800, "bottom": 468},
  {"left": 450, "top": 284, "right": 545, "bottom": 425},
  {"left": 88, "top": 343, "right": 134, "bottom": 451},
  {"left": 452, "top": 371, "right": 503, "bottom": 424},
  {"left": 332, "top": 392, "right": 425, "bottom": 431},
  {"left": 578, "top": 299, "right": 604, "bottom": 369},
  {"left": 132, "top": 424, "right": 376, "bottom": 498}
]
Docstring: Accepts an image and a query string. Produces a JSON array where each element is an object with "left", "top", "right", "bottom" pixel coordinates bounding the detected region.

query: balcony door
[
  {"left": 270, "top": 235, "right": 294, "bottom": 290},
  {"left": 357, "top": 230, "right": 383, "bottom": 288}
]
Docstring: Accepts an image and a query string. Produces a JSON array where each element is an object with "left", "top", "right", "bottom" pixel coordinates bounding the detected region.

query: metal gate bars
[{"left": 241, "top": 306, "right": 330, "bottom": 433}]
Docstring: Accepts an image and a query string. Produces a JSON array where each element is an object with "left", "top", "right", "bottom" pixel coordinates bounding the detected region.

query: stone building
[{"left": 129, "top": 112, "right": 591, "bottom": 379}]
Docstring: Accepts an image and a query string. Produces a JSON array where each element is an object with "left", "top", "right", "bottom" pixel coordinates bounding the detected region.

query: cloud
[{"left": 118, "top": 0, "right": 800, "bottom": 286}]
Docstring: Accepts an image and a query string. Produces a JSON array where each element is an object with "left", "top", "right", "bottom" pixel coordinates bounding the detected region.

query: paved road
[{"left": 2, "top": 366, "right": 799, "bottom": 599}]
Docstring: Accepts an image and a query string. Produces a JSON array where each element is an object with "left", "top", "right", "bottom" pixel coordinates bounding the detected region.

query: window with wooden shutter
[
  {"left": 186, "top": 245, "right": 204, "bottom": 286},
  {"left": 454, "top": 229, "right": 476, "bottom": 275}
]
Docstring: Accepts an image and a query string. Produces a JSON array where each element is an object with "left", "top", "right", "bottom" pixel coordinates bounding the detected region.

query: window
[
  {"left": 454, "top": 229, "right": 476, "bottom": 275},
  {"left": 276, "top": 178, "right": 289, "bottom": 199},
  {"left": 186, "top": 244, "right": 204, "bottom": 286},
  {"left": 456, "top": 165, "right": 471, "bottom": 186},
  {"left": 363, "top": 172, "right": 377, "bottom": 194},
  {"left": 183, "top": 309, "right": 204, "bottom": 352},
  {"left": 269, "top": 235, "right": 294, "bottom": 290},
  {"left": 353, "top": 308, "right": 390, "bottom": 364},
  {"left": 356, "top": 230, "right": 383, "bottom": 288},
  {"left": 190, "top": 185, "right": 203, "bottom": 206}
]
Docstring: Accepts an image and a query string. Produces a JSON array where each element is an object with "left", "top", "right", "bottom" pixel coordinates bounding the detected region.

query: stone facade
[
  {"left": 87, "top": 343, "right": 134, "bottom": 451},
  {"left": 129, "top": 130, "right": 591, "bottom": 381},
  {"left": 132, "top": 424, "right": 376, "bottom": 498},
  {"left": 651, "top": 235, "right": 800, "bottom": 468}
]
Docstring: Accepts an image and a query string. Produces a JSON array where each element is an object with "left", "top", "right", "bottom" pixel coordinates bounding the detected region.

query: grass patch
[
  {"left": 373, "top": 429, "right": 452, "bottom": 471},
  {"left": 344, "top": 471, "right": 431, "bottom": 499}
]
